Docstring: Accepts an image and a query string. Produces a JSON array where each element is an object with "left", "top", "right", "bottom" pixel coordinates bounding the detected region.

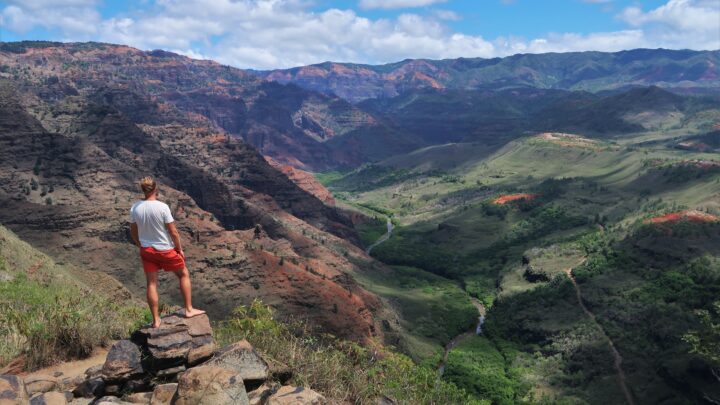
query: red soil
[
  {"left": 493, "top": 193, "right": 539, "bottom": 205},
  {"left": 646, "top": 210, "right": 719, "bottom": 224}
]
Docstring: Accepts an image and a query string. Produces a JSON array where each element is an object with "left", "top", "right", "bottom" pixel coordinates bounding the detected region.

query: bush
[
  {"left": 0, "top": 273, "right": 143, "bottom": 370},
  {"left": 216, "top": 300, "right": 483, "bottom": 404}
]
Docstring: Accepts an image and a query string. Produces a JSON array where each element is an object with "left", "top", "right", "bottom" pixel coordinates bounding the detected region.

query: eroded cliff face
[
  {"left": 0, "top": 42, "right": 382, "bottom": 171},
  {"left": 263, "top": 156, "right": 335, "bottom": 206},
  {"left": 0, "top": 44, "right": 388, "bottom": 342}
]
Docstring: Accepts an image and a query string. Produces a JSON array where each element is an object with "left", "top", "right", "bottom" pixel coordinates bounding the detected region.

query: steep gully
[
  {"left": 362, "top": 218, "right": 488, "bottom": 376},
  {"left": 363, "top": 219, "right": 631, "bottom": 401}
]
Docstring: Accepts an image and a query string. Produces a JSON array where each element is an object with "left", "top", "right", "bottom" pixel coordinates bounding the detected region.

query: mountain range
[
  {"left": 1, "top": 40, "right": 719, "bottom": 404},
  {"left": 257, "top": 48, "right": 720, "bottom": 103}
]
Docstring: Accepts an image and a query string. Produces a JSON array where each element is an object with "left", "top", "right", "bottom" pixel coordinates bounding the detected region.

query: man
[{"left": 129, "top": 176, "right": 205, "bottom": 328}]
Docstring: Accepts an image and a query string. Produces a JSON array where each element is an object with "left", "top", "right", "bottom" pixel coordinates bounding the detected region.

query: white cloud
[
  {"left": 1, "top": 0, "right": 718, "bottom": 69},
  {"left": 359, "top": 0, "right": 447, "bottom": 9},
  {"left": 433, "top": 9, "right": 461, "bottom": 21},
  {"left": 2, "top": 0, "right": 100, "bottom": 35}
]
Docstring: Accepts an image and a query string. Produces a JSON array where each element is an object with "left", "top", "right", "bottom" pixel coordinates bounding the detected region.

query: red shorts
[{"left": 140, "top": 247, "right": 185, "bottom": 272}]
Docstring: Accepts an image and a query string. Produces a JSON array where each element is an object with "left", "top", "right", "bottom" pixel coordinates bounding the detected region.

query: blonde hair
[{"left": 139, "top": 176, "right": 157, "bottom": 195}]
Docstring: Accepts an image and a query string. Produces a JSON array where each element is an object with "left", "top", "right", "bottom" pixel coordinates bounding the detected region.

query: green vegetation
[
  {"left": 444, "top": 336, "right": 524, "bottom": 404},
  {"left": 0, "top": 226, "right": 144, "bottom": 370},
  {"left": 321, "top": 129, "right": 720, "bottom": 404},
  {"left": 347, "top": 263, "right": 478, "bottom": 361},
  {"left": 355, "top": 217, "right": 389, "bottom": 247},
  {"left": 216, "top": 300, "right": 484, "bottom": 404}
]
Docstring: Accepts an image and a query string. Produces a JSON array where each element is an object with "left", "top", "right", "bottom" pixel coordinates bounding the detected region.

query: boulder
[
  {"left": 24, "top": 375, "right": 58, "bottom": 395},
  {"left": 267, "top": 386, "right": 326, "bottom": 405},
  {"left": 60, "top": 375, "right": 85, "bottom": 392},
  {"left": 85, "top": 365, "right": 103, "bottom": 380},
  {"left": 123, "top": 392, "right": 152, "bottom": 404},
  {"left": 0, "top": 374, "right": 28, "bottom": 404},
  {"left": 29, "top": 391, "right": 67, "bottom": 405},
  {"left": 131, "top": 313, "right": 214, "bottom": 373},
  {"left": 149, "top": 383, "right": 177, "bottom": 405},
  {"left": 174, "top": 366, "right": 249, "bottom": 405},
  {"left": 247, "top": 383, "right": 279, "bottom": 405},
  {"left": 72, "top": 377, "right": 105, "bottom": 399},
  {"left": 204, "top": 340, "right": 269, "bottom": 388},
  {"left": 102, "top": 340, "right": 144, "bottom": 382},
  {"left": 93, "top": 396, "right": 134, "bottom": 405}
]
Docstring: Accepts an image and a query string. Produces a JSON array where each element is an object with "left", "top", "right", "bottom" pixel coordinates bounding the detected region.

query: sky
[{"left": 1, "top": 0, "right": 718, "bottom": 69}]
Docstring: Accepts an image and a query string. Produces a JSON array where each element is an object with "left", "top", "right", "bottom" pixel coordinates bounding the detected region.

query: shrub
[
  {"left": 216, "top": 300, "right": 482, "bottom": 404},
  {"left": 0, "top": 273, "right": 143, "bottom": 370}
]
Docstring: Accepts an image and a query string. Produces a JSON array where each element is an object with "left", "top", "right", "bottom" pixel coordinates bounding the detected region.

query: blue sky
[{"left": 1, "top": 0, "right": 718, "bottom": 69}]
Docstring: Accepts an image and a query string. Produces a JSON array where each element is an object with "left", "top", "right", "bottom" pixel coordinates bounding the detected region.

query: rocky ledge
[{"left": 0, "top": 313, "right": 325, "bottom": 405}]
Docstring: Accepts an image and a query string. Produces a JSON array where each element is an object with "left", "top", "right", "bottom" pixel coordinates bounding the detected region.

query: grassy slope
[
  {"left": 321, "top": 131, "right": 720, "bottom": 404},
  {"left": 0, "top": 225, "right": 144, "bottom": 370}
]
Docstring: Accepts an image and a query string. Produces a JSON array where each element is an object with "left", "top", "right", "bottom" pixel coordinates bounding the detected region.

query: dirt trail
[
  {"left": 564, "top": 262, "right": 635, "bottom": 405},
  {"left": 20, "top": 346, "right": 109, "bottom": 380}
]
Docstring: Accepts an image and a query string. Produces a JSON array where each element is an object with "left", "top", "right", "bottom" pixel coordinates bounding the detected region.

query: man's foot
[
  {"left": 184, "top": 308, "right": 206, "bottom": 318},
  {"left": 151, "top": 320, "right": 162, "bottom": 328}
]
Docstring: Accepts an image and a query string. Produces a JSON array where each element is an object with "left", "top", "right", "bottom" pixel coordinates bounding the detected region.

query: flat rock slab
[
  {"left": 204, "top": 340, "right": 269, "bottom": 385},
  {"left": 24, "top": 375, "right": 58, "bottom": 395},
  {"left": 150, "top": 383, "right": 177, "bottom": 405},
  {"left": 267, "top": 386, "right": 327, "bottom": 405},
  {"left": 131, "top": 313, "right": 214, "bottom": 372},
  {"left": 29, "top": 391, "right": 67, "bottom": 405},
  {"left": 0, "top": 374, "right": 28, "bottom": 404},
  {"left": 123, "top": 392, "right": 152, "bottom": 404},
  {"left": 102, "top": 340, "right": 144, "bottom": 382},
  {"left": 247, "top": 383, "right": 279, "bottom": 405},
  {"left": 174, "top": 366, "right": 249, "bottom": 405}
]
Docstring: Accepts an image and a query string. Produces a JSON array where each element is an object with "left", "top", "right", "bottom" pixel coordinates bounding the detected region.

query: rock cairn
[{"left": 0, "top": 312, "right": 327, "bottom": 405}]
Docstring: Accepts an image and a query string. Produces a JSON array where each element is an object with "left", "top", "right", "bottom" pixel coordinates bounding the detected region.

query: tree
[{"left": 684, "top": 301, "right": 720, "bottom": 367}]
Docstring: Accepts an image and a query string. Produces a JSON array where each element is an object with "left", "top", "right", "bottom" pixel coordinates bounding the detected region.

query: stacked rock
[{"left": 0, "top": 312, "right": 329, "bottom": 404}]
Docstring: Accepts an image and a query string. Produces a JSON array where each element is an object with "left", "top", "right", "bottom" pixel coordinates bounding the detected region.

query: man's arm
[
  {"left": 166, "top": 222, "right": 184, "bottom": 257},
  {"left": 130, "top": 223, "right": 141, "bottom": 247}
]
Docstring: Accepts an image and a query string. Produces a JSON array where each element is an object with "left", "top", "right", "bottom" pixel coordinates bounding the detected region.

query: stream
[
  {"left": 438, "top": 297, "right": 486, "bottom": 375},
  {"left": 365, "top": 217, "right": 394, "bottom": 254}
]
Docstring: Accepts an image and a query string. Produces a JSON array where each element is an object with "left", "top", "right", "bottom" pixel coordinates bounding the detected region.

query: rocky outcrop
[
  {"left": 12, "top": 314, "right": 328, "bottom": 404},
  {"left": 203, "top": 341, "right": 269, "bottom": 389},
  {"left": 130, "top": 313, "right": 215, "bottom": 374}
]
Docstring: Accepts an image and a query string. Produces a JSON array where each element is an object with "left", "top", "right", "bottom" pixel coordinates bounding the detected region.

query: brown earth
[
  {"left": 0, "top": 49, "right": 391, "bottom": 344},
  {"left": 264, "top": 156, "right": 335, "bottom": 206},
  {"left": 0, "top": 42, "right": 382, "bottom": 171}
]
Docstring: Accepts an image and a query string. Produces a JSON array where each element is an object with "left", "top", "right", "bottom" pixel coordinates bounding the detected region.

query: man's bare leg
[
  {"left": 145, "top": 271, "right": 162, "bottom": 328},
  {"left": 174, "top": 267, "right": 205, "bottom": 318}
]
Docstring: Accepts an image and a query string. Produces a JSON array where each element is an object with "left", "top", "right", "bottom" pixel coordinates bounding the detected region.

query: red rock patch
[
  {"left": 493, "top": 193, "right": 539, "bottom": 205},
  {"left": 646, "top": 210, "right": 719, "bottom": 224}
]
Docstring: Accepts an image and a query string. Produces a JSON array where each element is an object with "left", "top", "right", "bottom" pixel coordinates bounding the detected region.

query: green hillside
[
  {"left": 323, "top": 130, "right": 720, "bottom": 404},
  {"left": 0, "top": 225, "right": 143, "bottom": 370}
]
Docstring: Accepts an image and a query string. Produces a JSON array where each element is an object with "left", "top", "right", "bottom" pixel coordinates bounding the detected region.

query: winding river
[
  {"left": 438, "top": 297, "right": 486, "bottom": 375},
  {"left": 365, "top": 217, "right": 394, "bottom": 254}
]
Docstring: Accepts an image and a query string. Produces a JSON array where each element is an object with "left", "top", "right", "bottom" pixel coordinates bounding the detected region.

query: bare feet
[
  {"left": 184, "top": 308, "right": 206, "bottom": 318},
  {"left": 151, "top": 320, "right": 162, "bottom": 328}
]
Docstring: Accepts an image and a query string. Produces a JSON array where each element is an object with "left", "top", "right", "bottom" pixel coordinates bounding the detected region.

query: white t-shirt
[{"left": 129, "top": 200, "right": 175, "bottom": 251}]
